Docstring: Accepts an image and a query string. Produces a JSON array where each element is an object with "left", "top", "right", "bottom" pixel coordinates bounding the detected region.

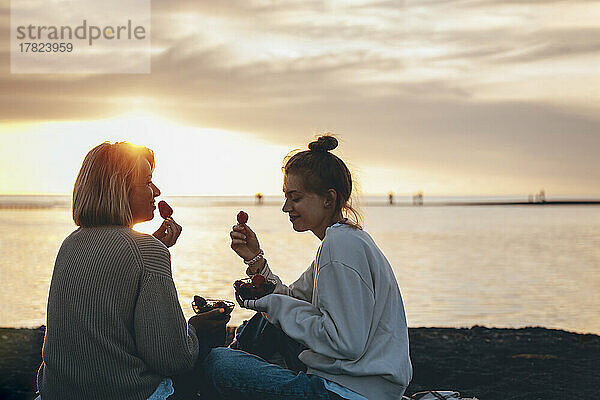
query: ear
[{"left": 324, "top": 189, "right": 337, "bottom": 208}]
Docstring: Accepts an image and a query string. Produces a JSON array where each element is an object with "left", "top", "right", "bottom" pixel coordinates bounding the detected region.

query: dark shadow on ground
[{"left": 1, "top": 326, "right": 598, "bottom": 400}]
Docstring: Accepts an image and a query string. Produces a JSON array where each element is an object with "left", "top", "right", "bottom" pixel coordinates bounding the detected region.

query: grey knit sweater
[{"left": 37, "top": 226, "right": 201, "bottom": 400}]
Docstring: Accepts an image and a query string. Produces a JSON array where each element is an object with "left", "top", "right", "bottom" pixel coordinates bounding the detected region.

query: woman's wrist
[
  {"left": 246, "top": 258, "right": 266, "bottom": 275},
  {"left": 243, "top": 249, "right": 264, "bottom": 266}
]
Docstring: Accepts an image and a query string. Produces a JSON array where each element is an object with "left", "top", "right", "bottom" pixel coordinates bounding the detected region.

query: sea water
[{"left": 1, "top": 196, "right": 599, "bottom": 334}]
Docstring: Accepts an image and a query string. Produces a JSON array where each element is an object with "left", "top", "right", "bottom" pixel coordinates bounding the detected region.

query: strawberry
[
  {"left": 214, "top": 301, "right": 227, "bottom": 310},
  {"left": 251, "top": 274, "right": 266, "bottom": 286},
  {"left": 193, "top": 295, "right": 207, "bottom": 307},
  {"left": 158, "top": 200, "right": 173, "bottom": 219},
  {"left": 237, "top": 210, "right": 248, "bottom": 224},
  {"left": 234, "top": 276, "right": 275, "bottom": 300}
]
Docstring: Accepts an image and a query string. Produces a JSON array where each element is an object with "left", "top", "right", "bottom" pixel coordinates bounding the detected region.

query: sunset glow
[
  {"left": 2, "top": 1, "right": 600, "bottom": 196},
  {"left": 0, "top": 112, "right": 294, "bottom": 195}
]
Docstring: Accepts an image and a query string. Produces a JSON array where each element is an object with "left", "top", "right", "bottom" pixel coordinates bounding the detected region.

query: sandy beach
[{"left": 1, "top": 325, "right": 598, "bottom": 400}]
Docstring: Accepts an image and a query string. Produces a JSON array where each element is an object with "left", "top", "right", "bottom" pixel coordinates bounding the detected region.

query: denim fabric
[
  {"left": 200, "top": 347, "right": 345, "bottom": 400},
  {"left": 147, "top": 378, "right": 174, "bottom": 400},
  {"left": 35, "top": 378, "right": 174, "bottom": 400}
]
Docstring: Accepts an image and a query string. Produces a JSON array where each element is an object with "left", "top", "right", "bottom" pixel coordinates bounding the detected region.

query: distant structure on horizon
[
  {"left": 528, "top": 189, "right": 546, "bottom": 203},
  {"left": 535, "top": 189, "right": 546, "bottom": 203},
  {"left": 413, "top": 191, "right": 424, "bottom": 206}
]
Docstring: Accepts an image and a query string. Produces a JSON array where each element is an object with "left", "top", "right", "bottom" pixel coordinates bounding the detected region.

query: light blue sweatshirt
[{"left": 244, "top": 223, "right": 412, "bottom": 399}]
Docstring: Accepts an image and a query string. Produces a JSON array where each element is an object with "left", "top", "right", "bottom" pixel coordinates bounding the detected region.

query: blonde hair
[{"left": 73, "top": 142, "right": 155, "bottom": 227}]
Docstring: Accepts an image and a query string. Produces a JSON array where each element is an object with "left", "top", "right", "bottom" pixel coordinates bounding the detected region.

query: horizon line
[{"left": 2, "top": 192, "right": 600, "bottom": 198}]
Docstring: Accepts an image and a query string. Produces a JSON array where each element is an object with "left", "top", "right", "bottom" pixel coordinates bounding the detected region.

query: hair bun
[{"left": 308, "top": 135, "right": 338, "bottom": 152}]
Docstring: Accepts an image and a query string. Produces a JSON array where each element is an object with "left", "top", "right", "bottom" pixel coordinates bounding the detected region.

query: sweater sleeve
[
  {"left": 134, "top": 271, "right": 200, "bottom": 375},
  {"left": 246, "top": 261, "right": 375, "bottom": 360},
  {"left": 250, "top": 260, "right": 315, "bottom": 303}
]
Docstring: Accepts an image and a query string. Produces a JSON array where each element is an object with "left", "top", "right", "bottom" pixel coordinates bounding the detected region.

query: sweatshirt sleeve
[
  {"left": 246, "top": 261, "right": 375, "bottom": 360},
  {"left": 250, "top": 260, "right": 315, "bottom": 303},
  {"left": 134, "top": 271, "right": 200, "bottom": 375}
]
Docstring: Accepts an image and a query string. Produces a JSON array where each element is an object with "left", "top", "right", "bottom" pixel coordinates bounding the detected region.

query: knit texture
[{"left": 37, "top": 226, "right": 200, "bottom": 400}]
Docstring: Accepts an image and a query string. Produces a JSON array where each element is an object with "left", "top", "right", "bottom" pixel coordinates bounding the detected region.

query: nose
[
  {"left": 151, "top": 183, "right": 161, "bottom": 197},
  {"left": 282, "top": 198, "right": 292, "bottom": 213}
]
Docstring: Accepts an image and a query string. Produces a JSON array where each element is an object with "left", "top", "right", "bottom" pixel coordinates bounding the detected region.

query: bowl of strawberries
[
  {"left": 192, "top": 295, "right": 235, "bottom": 319},
  {"left": 233, "top": 274, "right": 276, "bottom": 300}
]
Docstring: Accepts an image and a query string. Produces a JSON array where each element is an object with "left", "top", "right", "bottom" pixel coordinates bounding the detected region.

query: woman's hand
[
  {"left": 234, "top": 290, "right": 245, "bottom": 308},
  {"left": 153, "top": 218, "right": 182, "bottom": 248},
  {"left": 188, "top": 308, "right": 230, "bottom": 334},
  {"left": 230, "top": 223, "right": 261, "bottom": 262}
]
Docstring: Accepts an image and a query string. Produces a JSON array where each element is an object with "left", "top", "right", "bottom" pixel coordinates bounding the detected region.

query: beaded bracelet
[{"left": 244, "top": 249, "right": 264, "bottom": 265}]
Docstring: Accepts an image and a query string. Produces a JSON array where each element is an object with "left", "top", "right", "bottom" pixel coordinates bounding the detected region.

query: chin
[
  {"left": 142, "top": 210, "right": 155, "bottom": 223},
  {"left": 291, "top": 221, "right": 308, "bottom": 232}
]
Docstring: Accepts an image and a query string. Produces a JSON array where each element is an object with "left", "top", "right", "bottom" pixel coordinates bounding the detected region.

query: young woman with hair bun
[{"left": 201, "top": 135, "right": 412, "bottom": 400}]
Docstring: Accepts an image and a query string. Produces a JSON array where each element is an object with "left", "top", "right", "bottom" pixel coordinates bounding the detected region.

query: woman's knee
[
  {"left": 203, "top": 347, "right": 244, "bottom": 381},
  {"left": 205, "top": 347, "right": 236, "bottom": 363}
]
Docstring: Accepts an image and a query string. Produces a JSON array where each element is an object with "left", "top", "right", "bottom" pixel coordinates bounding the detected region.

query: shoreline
[
  {"left": 2, "top": 199, "right": 600, "bottom": 210},
  {"left": 369, "top": 200, "right": 600, "bottom": 207},
  {"left": 1, "top": 325, "right": 599, "bottom": 400}
]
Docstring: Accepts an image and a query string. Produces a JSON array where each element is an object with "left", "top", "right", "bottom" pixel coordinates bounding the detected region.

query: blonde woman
[{"left": 36, "top": 142, "right": 228, "bottom": 400}]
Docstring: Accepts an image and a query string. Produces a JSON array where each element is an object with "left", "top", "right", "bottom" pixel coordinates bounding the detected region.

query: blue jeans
[
  {"left": 230, "top": 312, "right": 308, "bottom": 374},
  {"left": 34, "top": 378, "right": 174, "bottom": 400},
  {"left": 200, "top": 347, "right": 344, "bottom": 400},
  {"left": 148, "top": 378, "right": 174, "bottom": 399}
]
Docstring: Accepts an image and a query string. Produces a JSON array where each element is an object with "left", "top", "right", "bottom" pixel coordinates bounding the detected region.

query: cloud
[
  {"left": 428, "top": 27, "right": 600, "bottom": 64},
  {"left": 413, "top": 0, "right": 600, "bottom": 6},
  {"left": 465, "top": 0, "right": 600, "bottom": 5},
  {"left": 2, "top": 0, "right": 600, "bottom": 194}
]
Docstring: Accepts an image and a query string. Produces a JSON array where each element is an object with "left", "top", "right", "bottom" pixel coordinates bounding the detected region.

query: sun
[
  {"left": 101, "top": 112, "right": 289, "bottom": 196},
  {"left": 0, "top": 111, "right": 290, "bottom": 196}
]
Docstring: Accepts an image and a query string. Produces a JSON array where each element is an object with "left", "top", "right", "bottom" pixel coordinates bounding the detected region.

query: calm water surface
[{"left": 1, "top": 197, "right": 599, "bottom": 333}]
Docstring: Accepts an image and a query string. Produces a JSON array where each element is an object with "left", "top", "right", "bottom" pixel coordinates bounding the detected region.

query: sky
[{"left": 1, "top": 0, "right": 600, "bottom": 196}]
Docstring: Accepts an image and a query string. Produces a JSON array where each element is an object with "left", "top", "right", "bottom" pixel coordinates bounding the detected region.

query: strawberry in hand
[
  {"left": 158, "top": 200, "right": 173, "bottom": 219},
  {"left": 153, "top": 200, "right": 181, "bottom": 248},
  {"left": 237, "top": 211, "right": 248, "bottom": 224},
  {"left": 230, "top": 211, "right": 264, "bottom": 272}
]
